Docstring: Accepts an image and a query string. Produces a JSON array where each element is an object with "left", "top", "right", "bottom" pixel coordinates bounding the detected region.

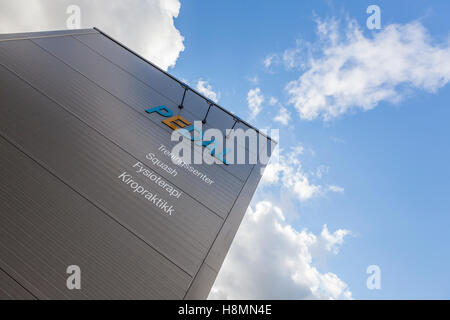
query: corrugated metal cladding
[{"left": 0, "top": 28, "right": 275, "bottom": 300}]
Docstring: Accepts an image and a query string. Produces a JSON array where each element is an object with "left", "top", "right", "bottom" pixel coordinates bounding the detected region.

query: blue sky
[
  {"left": 169, "top": 0, "right": 450, "bottom": 299},
  {"left": 1, "top": 0, "right": 449, "bottom": 299}
]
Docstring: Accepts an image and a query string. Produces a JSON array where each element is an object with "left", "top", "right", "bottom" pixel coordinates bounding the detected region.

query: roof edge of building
[
  {"left": 0, "top": 28, "right": 98, "bottom": 42},
  {"left": 93, "top": 27, "right": 277, "bottom": 144},
  {"left": 0, "top": 27, "right": 277, "bottom": 144}
]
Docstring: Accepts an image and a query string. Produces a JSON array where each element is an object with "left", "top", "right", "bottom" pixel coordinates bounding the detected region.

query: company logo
[{"left": 145, "top": 105, "right": 229, "bottom": 164}]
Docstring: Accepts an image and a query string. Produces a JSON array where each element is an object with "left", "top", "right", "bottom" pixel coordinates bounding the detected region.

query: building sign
[{"left": 146, "top": 105, "right": 230, "bottom": 164}]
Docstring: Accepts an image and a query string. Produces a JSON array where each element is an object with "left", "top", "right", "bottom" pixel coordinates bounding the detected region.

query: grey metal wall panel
[
  {"left": 0, "top": 39, "right": 246, "bottom": 217},
  {"left": 0, "top": 136, "right": 190, "bottom": 299},
  {"left": 0, "top": 29, "right": 97, "bottom": 42},
  {"left": 0, "top": 64, "right": 225, "bottom": 277},
  {"left": 75, "top": 32, "right": 187, "bottom": 105},
  {"left": 0, "top": 29, "right": 275, "bottom": 299},
  {"left": 0, "top": 269, "right": 35, "bottom": 300},
  {"left": 184, "top": 263, "right": 217, "bottom": 300}
]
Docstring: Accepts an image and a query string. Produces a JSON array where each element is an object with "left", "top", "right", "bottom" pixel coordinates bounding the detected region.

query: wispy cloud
[
  {"left": 320, "top": 224, "right": 350, "bottom": 254},
  {"left": 196, "top": 79, "right": 220, "bottom": 103},
  {"left": 274, "top": 107, "right": 291, "bottom": 125},
  {"left": 247, "top": 75, "right": 259, "bottom": 84},
  {"left": 269, "top": 96, "right": 279, "bottom": 106},
  {"left": 261, "top": 145, "right": 343, "bottom": 201},
  {"left": 267, "top": 96, "right": 292, "bottom": 125},
  {"left": 263, "top": 53, "right": 277, "bottom": 68},
  {"left": 327, "top": 185, "right": 344, "bottom": 194},
  {"left": 263, "top": 40, "right": 305, "bottom": 71},
  {"left": 247, "top": 87, "right": 264, "bottom": 119}
]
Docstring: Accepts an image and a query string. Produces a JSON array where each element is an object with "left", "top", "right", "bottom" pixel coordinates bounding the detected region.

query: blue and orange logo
[{"left": 145, "top": 105, "right": 229, "bottom": 164}]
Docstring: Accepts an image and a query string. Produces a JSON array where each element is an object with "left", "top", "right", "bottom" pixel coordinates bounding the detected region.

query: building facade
[{"left": 0, "top": 28, "right": 274, "bottom": 299}]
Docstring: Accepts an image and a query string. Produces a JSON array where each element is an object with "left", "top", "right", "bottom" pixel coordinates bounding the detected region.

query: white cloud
[
  {"left": 269, "top": 96, "right": 279, "bottom": 106},
  {"left": 0, "top": 0, "right": 184, "bottom": 70},
  {"left": 289, "top": 174, "right": 321, "bottom": 201},
  {"left": 196, "top": 79, "right": 220, "bottom": 103},
  {"left": 330, "top": 136, "right": 345, "bottom": 144},
  {"left": 179, "top": 78, "right": 190, "bottom": 85},
  {"left": 263, "top": 54, "right": 276, "bottom": 68},
  {"left": 320, "top": 224, "right": 350, "bottom": 255},
  {"left": 211, "top": 145, "right": 351, "bottom": 300},
  {"left": 247, "top": 87, "right": 264, "bottom": 119},
  {"left": 248, "top": 75, "right": 259, "bottom": 84},
  {"left": 261, "top": 146, "right": 322, "bottom": 202},
  {"left": 315, "top": 165, "right": 329, "bottom": 179},
  {"left": 209, "top": 201, "right": 352, "bottom": 300},
  {"left": 263, "top": 40, "right": 305, "bottom": 71},
  {"left": 262, "top": 145, "right": 344, "bottom": 201},
  {"left": 268, "top": 96, "right": 292, "bottom": 125},
  {"left": 274, "top": 106, "right": 291, "bottom": 125},
  {"left": 328, "top": 185, "right": 344, "bottom": 193},
  {"left": 286, "top": 19, "right": 450, "bottom": 120},
  {"left": 282, "top": 47, "right": 302, "bottom": 69}
]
